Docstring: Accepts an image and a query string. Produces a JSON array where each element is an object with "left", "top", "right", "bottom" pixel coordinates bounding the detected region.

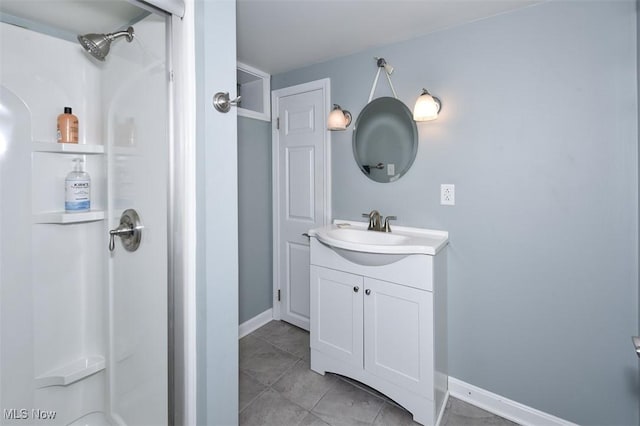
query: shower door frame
[
  {"left": 167, "top": 5, "right": 197, "bottom": 425},
  {"left": 167, "top": 8, "right": 197, "bottom": 426}
]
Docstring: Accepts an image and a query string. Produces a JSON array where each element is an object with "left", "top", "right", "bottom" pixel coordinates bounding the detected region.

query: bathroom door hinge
[
  {"left": 277, "top": 289, "right": 281, "bottom": 301},
  {"left": 276, "top": 117, "right": 280, "bottom": 130}
]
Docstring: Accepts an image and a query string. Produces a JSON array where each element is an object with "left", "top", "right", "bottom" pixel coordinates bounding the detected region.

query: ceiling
[
  {"left": 237, "top": 0, "right": 543, "bottom": 75},
  {"left": 0, "top": 0, "right": 149, "bottom": 39},
  {"left": 1, "top": 0, "right": 543, "bottom": 76}
]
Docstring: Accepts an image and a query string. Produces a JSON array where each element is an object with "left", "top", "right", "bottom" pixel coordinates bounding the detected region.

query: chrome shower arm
[{"left": 107, "top": 27, "right": 134, "bottom": 42}]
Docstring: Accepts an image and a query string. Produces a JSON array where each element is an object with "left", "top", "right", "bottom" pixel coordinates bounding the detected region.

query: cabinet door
[
  {"left": 310, "top": 266, "right": 363, "bottom": 367},
  {"left": 364, "top": 278, "right": 433, "bottom": 398}
]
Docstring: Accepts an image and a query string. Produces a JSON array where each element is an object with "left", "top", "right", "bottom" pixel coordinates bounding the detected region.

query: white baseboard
[
  {"left": 238, "top": 308, "right": 273, "bottom": 339},
  {"left": 435, "top": 391, "right": 449, "bottom": 426},
  {"left": 448, "top": 377, "right": 579, "bottom": 426}
]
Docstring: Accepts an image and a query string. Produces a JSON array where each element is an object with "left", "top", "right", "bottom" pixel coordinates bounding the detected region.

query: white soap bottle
[{"left": 65, "top": 157, "right": 91, "bottom": 212}]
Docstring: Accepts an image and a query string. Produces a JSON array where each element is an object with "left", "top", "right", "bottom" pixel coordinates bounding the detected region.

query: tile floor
[{"left": 239, "top": 320, "right": 519, "bottom": 426}]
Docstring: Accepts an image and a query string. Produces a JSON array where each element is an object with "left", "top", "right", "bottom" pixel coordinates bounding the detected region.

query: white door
[
  {"left": 273, "top": 79, "right": 330, "bottom": 331},
  {"left": 363, "top": 278, "right": 434, "bottom": 398},
  {"left": 310, "top": 266, "right": 363, "bottom": 367}
]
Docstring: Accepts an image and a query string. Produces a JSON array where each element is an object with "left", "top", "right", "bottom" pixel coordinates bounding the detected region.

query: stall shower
[{"left": 0, "top": 2, "right": 175, "bottom": 424}]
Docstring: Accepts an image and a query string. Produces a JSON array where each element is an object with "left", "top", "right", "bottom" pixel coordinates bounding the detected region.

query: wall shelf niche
[
  {"left": 33, "top": 210, "right": 105, "bottom": 224},
  {"left": 32, "top": 141, "right": 105, "bottom": 155},
  {"left": 34, "top": 355, "right": 105, "bottom": 388}
]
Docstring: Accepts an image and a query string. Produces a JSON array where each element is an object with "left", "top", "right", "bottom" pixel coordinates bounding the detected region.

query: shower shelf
[
  {"left": 32, "top": 141, "right": 105, "bottom": 154},
  {"left": 34, "top": 355, "right": 105, "bottom": 388},
  {"left": 33, "top": 210, "right": 105, "bottom": 224}
]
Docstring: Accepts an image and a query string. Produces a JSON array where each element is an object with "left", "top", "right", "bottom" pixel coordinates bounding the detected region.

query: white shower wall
[
  {"left": 0, "top": 13, "right": 168, "bottom": 425},
  {"left": 0, "top": 21, "right": 107, "bottom": 425}
]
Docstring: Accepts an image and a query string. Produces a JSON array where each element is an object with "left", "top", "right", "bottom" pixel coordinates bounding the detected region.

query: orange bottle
[{"left": 57, "top": 107, "right": 79, "bottom": 143}]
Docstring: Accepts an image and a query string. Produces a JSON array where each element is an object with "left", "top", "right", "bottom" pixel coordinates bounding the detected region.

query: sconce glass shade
[
  {"left": 328, "top": 104, "right": 352, "bottom": 131},
  {"left": 413, "top": 88, "right": 441, "bottom": 121}
]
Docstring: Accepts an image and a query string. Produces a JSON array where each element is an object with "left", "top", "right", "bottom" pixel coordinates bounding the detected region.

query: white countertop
[{"left": 309, "top": 220, "right": 449, "bottom": 256}]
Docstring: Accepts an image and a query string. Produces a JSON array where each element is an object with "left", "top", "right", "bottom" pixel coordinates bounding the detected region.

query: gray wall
[
  {"left": 196, "top": 0, "right": 239, "bottom": 423},
  {"left": 273, "top": 1, "right": 639, "bottom": 424},
  {"left": 238, "top": 116, "right": 273, "bottom": 323}
]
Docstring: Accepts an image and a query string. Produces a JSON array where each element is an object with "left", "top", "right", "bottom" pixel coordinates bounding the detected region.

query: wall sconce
[
  {"left": 413, "top": 88, "right": 442, "bottom": 121},
  {"left": 327, "top": 104, "right": 352, "bottom": 131}
]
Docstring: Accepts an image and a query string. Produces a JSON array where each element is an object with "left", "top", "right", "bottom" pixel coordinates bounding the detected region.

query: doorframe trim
[{"left": 271, "top": 78, "right": 332, "bottom": 321}]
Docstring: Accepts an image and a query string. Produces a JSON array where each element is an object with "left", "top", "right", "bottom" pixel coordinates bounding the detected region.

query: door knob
[
  {"left": 365, "top": 289, "right": 371, "bottom": 295},
  {"left": 109, "top": 209, "right": 143, "bottom": 252},
  {"left": 353, "top": 286, "right": 359, "bottom": 293},
  {"left": 213, "top": 91, "right": 241, "bottom": 113}
]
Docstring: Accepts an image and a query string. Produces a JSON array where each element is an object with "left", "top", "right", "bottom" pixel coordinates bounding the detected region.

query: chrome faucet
[
  {"left": 362, "top": 210, "right": 382, "bottom": 231},
  {"left": 361, "top": 210, "right": 396, "bottom": 232}
]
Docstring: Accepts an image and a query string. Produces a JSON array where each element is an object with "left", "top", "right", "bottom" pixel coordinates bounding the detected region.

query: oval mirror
[{"left": 352, "top": 97, "right": 418, "bottom": 183}]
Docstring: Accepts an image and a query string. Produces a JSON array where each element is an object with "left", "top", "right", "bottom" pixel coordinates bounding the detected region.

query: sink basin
[
  {"left": 309, "top": 220, "right": 448, "bottom": 256},
  {"left": 326, "top": 228, "right": 410, "bottom": 245}
]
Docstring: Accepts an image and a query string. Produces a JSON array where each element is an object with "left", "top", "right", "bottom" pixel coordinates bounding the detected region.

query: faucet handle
[{"left": 383, "top": 216, "right": 397, "bottom": 232}]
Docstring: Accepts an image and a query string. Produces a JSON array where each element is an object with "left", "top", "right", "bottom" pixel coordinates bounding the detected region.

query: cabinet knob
[
  {"left": 365, "top": 289, "right": 371, "bottom": 295},
  {"left": 353, "top": 286, "right": 359, "bottom": 293}
]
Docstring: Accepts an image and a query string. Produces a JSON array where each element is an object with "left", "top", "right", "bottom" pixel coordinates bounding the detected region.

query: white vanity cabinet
[
  {"left": 364, "top": 277, "right": 433, "bottom": 396},
  {"left": 309, "top": 231, "right": 448, "bottom": 426}
]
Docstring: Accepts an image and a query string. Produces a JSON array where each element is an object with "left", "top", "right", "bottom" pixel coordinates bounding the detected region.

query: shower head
[{"left": 77, "top": 26, "right": 134, "bottom": 61}]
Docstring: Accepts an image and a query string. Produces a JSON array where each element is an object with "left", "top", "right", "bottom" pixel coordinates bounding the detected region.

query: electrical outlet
[{"left": 441, "top": 184, "right": 455, "bottom": 205}]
